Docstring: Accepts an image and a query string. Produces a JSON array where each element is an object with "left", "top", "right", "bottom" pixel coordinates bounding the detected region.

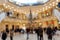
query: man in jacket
[{"left": 46, "top": 26, "right": 53, "bottom": 40}]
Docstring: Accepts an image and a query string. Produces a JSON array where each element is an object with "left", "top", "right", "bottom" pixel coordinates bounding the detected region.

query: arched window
[
  {"left": 6, "top": 25, "right": 8, "bottom": 28},
  {"left": 7, "top": 11, "right": 13, "bottom": 17}
]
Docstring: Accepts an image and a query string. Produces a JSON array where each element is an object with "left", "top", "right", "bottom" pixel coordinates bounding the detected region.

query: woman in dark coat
[
  {"left": 46, "top": 27, "right": 53, "bottom": 40},
  {"left": 1, "top": 31, "right": 7, "bottom": 40}
]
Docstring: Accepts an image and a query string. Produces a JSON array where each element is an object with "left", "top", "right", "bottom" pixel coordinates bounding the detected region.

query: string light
[
  {"left": 56, "top": 2, "right": 58, "bottom": 5},
  {"left": 48, "top": 6, "right": 51, "bottom": 8},
  {"left": 56, "top": 6, "right": 58, "bottom": 8},
  {"left": 14, "top": 9, "right": 16, "bottom": 11},
  {"left": 53, "top": 4, "right": 55, "bottom": 6},
  {"left": 3, "top": 4, "right": 6, "bottom": 7},
  {"left": 47, "top": 13, "right": 49, "bottom": 15},
  {"left": 10, "top": 7, "right": 12, "bottom": 9},
  {"left": 5, "top": 6, "right": 8, "bottom": 8},
  {"left": 43, "top": 8, "right": 45, "bottom": 11},
  {"left": 45, "top": 6, "right": 48, "bottom": 10},
  {"left": 11, "top": 7, "right": 14, "bottom": 9},
  {"left": 7, "top": 5, "right": 10, "bottom": 7},
  {"left": 56, "top": 0, "right": 59, "bottom": 2},
  {"left": 39, "top": 23, "right": 42, "bottom": 25},
  {"left": 52, "top": 2, "right": 55, "bottom": 4},
  {"left": 50, "top": 4, "right": 52, "bottom": 5},
  {"left": 52, "top": 2, "right": 55, "bottom": 6},
  {"left": 1, "top": 8, "right": 4, "bottom": 11}
]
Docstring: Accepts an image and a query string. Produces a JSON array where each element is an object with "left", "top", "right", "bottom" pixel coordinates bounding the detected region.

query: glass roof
[{"left": 8, "top": 0, "right": 49, "bottom": 6}]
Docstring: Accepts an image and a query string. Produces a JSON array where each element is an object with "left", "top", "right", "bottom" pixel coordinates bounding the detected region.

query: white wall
[
  {"left": 0, "top": 12, "right": 6, "bottom": 22},
  {"left": 53, "top": 9, "right": 60, "bottom": 21}
]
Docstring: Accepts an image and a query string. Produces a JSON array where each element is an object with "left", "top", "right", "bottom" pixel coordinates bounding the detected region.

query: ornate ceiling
[{"left": 0, "top": 0, "right": 59, "bottom": 13}]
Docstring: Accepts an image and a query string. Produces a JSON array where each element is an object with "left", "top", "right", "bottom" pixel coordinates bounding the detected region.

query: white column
[
  {"left": 53, "top": 9, "right": 60, "bottom": 21},
  {"left": 0, "top": 12, "right": 6, "bottom": 22}
]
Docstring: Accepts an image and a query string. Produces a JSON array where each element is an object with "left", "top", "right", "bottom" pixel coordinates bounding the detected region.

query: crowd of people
[{"left": 0, "top": 25, "right": 60, "bottom": 40}]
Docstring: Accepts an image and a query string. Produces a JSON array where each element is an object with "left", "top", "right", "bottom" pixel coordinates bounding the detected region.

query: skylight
[{"left": 9, "top": 0, "right": 49, "bottom": 6}]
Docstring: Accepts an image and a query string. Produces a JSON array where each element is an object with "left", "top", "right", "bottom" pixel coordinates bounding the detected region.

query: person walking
[
  {"left": 26, "top": 28, "right": 30, "bottom": 40},
  {"left": 35, "top": 28, "right": 40, "bottom": 40},
  {"left": 39, "top": 27, "right": 43, "bottom": 40},
  {"left": 5, "top": 25, "right": 9, "bottom": 33},
  {"left": 46, "top": 26, "right": 53, "bottom": 40},
  {"left": 10, "top": 30, "right": 13, "bottom": 40},
  {"left": 1, "top": 31, "right": 7, "bottom": 40},
  {"left": 36, "top": 26, "right": 43, "bottom": 40}
]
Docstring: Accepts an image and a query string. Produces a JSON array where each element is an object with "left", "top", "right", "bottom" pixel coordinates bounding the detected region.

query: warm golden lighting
[
  {"left": 0, "top": 0, "right": 59, "bottom": 30},
  {"left": 14, "top": 9, "right": 16, "bottom": 11},
  {"left": 56, "top": 0, "right": 59, "bottom": 2},
  {"left": 3, "top": 3, "right": 6, "bottom": 6}
]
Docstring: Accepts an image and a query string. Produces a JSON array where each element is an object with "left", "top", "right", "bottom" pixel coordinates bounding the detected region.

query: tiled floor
[{"left": 0, "top": 32, "right": 60, "bottom": 40}]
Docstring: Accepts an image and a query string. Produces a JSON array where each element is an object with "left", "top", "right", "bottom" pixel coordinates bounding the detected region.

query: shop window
[
  {"left": 16, "top": 13, "right": 19, "bottom": 18},
  {"left": 7, "top": 12, "right": 10, "bottom": 16},
  {"left": 6, "top": 25, "right": 8, "bottom": 28},
  {"left": 57, "top": 2, "right": 60, "bottom": 8},
  {"left": 7, "top": 12, "right": 12, "bottom": 17}
]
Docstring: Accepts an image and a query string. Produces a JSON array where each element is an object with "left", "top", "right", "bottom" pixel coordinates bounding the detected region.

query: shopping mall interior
[
  {"left": 0, "top": 0, "right": 60, "bottom": 30},
  {"left": 0, "top": 0, "right": 60, "bottom": 40}
]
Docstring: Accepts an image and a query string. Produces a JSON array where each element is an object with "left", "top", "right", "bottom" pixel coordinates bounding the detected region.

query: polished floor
[{"left": 0, "top": 31, "right": 60, "bottom": 40}]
